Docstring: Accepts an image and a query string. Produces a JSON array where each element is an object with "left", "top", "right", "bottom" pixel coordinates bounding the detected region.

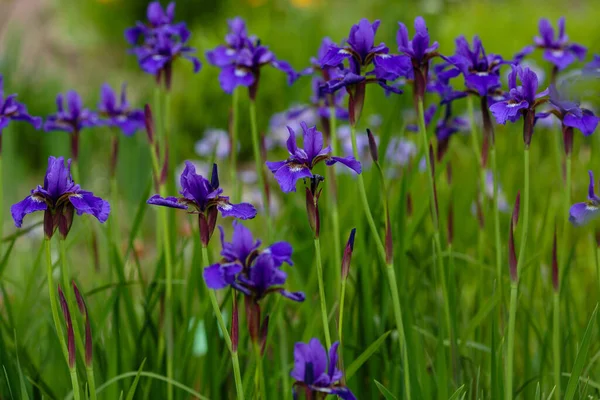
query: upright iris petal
[
  {"left": 11, "top": 156, "right": 110, "bottom": 238},
  {"left": 291, "top": 338, "right": 355, "bottom": 400},
  {"left": 266, "top": 122, "right": 361, "bottom": 193},
  {"left": 44, "top": 91, "right": 99, "bottom": 134},
  {"left": 569, "top": 170, "right": 600, "bottom": 226},
  {"left": 97, "top": 83, "right": 145, "bottom": 136}
]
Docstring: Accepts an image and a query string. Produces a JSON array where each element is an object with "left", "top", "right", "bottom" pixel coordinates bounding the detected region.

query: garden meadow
[{"left": 2, "top": 0, "right": 600, "bottom": 399}]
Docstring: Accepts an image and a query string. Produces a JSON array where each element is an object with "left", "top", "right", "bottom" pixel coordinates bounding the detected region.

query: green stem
[
  {"left": 314, "top": 237, "right": 332, "bottom": 349},
  {"left": 86, "top": 366, "right": 97, "bottom": 400},
  {"left": 253, "top": 341, "right": 266, "bottom": 399},
  {"left": 70, "top": 368, "right": 81, "bottom": 400},
  {"left": 516, "top": 148, "right": 530, "bottom": 278},
  {"left": 158, "top": 195, "right": 174, "bottom": 400},
  {"left": 491, "top": 146, "right": 502, "bottom": 299},
  {"left": 328, "top": 107, "right": 342, "bottom": 292},
  {"left": 200, "top": 245, "right": 244, "bottom": 399},
  {"left": 338, "top": 278, "right": 347, "bottom": 345},
  {"left": 231, "top": 88, "right": 241, "bottom": 203},
  {"left": 349, "top": 123, "right": 411, "bottom": 399},
  {"left": 249, "top": 100, "right": 271, "bottom": 228},
  {"left": 59, "top": 240, "right": 85, "bottom": 361},
  {"left": 506, "top": 283, "right": 518, "bottom": 400},
  {"left": 553, "top": 292, "right": 561, "bottom": 398},
  {"left": 45, "top": 239, "right": 69, "bottom": 363}
]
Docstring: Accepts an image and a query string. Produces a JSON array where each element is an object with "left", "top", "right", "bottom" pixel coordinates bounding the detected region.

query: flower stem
[
  {"left": 70, "top": 367, "right": 81, "bottom": 400},
  {"left": 516, "top": 148, "right": 530, "bottom": 278},
  {"left": 338, "top": 278, "right": 347, "bottom": 346},
  {"left": 253, "top": 340, "right": 266, "bottom": 399},
  {"left": 506, "top": 282, "right": 518, "bottom": 400},
  {"left": 45, "top": 239, "right": 69, "bottom": 363},
  {"left": 314, "top": 237, "right": 332, "bottom": 349},
  {"left": 200, "top": 245, "right": 244, "bottom": 399},
  {"left": 328, "top": 107, "right": 342, "bottom": 296},
  {"left": 231, "top": 88, "right": 241, "bottom": 203},
  {"left": 417, "top": 99, "right": 456, "bottom": 378},
  {"left": 553, "top": 291, "right": 561, "bottom": 398},
  {"left": 491, "top": 146, "right": 503, "bottom": 300},
  {"left": 349, "top": 124, "right": 411, "bottom": 400},
  {"left": 249, "top": 100, "right": 271, "bottom": 229},
  {"left": 158, "top": 194, "right": 174, "bottom": 400}
]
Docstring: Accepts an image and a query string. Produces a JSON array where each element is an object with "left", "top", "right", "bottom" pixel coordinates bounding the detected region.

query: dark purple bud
[
  {"left": 260, "top": 315, "right": 269, "bottom": 356},
  {"left": 523, "top": 110, "right": 535, "bottom": 148},
  {"left": 341, "top": 228, "right": 356, "bottom": 280},
  {"left": 385, "top": 209, "right": 393, "bottom": 264},
  {"left": 163, "top": 61, "right": 173, "bottom": 92},
  {"left": 72, "top": 281, "right": 93, "bottom": 367},
  {"left": 199, "top": 214, "right": 209, "bottom": 247},
  {"left": 210, "top": 163, "right": 220, "bottom": 189},
  {"left": 207, "top": 207, "right": 218, "bottom": 243},
  {"left": 412, "top": 67, "right": 427, "bottom": 110},
  {"left": 249, "top": 69, "right": 261, "bottom": 102},
  {"left": 58, "top": 285, "right": 76, "bottom": 369},
  {"left": 437, "top": 138, "right": 450, "bottom": 163},
  {"left": 480, "top": 96, "right": 495, "bottom": 149},
  {"left": 231, "top": 292, "right": 239, "bottom": 353},
  {"left": 70, "top": 129, "right": 80, "bottom": 163},
  {"left": 305, "top": 187, "right": 319, "bottom": 238},
  {"left": 44, "top": 209, "right": 56, "bottom": 239},
  {"left": 58, "top": 205, "right": 75, "bottom": 240},
  {"left": 552, "top": 227, "right": 559, "bottom": 292},
  {"left": 407, "top": 192, "right": 413, "bottom": 217},
  {"left": 144, "top": 104, "right": 155, "bottom": 144},
  {"left": 562, "top": 124, "right": 573, "bottom": 156},
  {"left": 244, "top": 297, "right": 261, "bottom": 344},
  {"left": 512, "top": 192, "right": 521, "bottom": 228},
  {"left": 366, "top": 128, "right": 378, "bottom": 162},
  {"left": 348, "top": 82, "right": 366, "bottom": 127}
]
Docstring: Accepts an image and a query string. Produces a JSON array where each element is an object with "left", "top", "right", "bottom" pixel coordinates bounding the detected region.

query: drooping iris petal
[
  {"left": 217, "top": 202, "right": 257, "bottom": 219},
  {"left": 146, "top": 195, "right": 187, "bottom": 209},
  {"left": 69, "top": 191, "right": 111, "bottom": 223},
  {"left": 569, "top": 202, "right": 600, "bottom": 226},
  {"left": 203, "top": 262, "right": 243, "bottom": 289},
  {"left": 10, "top": 195, "right": 48, "bottom": 228}
]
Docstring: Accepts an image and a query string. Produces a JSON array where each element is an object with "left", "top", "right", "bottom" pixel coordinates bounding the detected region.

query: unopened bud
[
  {"left": 210, "top": 163, "right": 220, "bottom": 189},
  {"left": 341, "top": 228, "right": 356, "bottom": 280},
  {"left": 72, "top": 281, "right": 93, "bottom": 367},
  {"left": 244, "top": 297, "right": 261, "bottom": 344},
  {"left": 44, "top": 209, "right": 56, "bottom": 239},
  {"left": 562, "top": 125, "right": 573, "bottom": 156},
  {"left": 366, "top": 129, "right": 378, "bottom": 162},
  {"left": 512, "top": 192, "right": 521, "bottom": 228},
  {"left": 144, "top": 104, "right": 154, "bottom": 144},
  {"left": 260, "top": 315, "right": 270, "bottom": 356},
  {"left": 58, "top": 204, "right": 75, "bottom": 240},
  {"left": 58, "top": 285, "right": 76, "bottom": 369}
]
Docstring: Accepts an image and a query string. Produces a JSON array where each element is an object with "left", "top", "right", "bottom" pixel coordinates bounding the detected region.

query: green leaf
[
  {"left": 564, "top": 304, "right": 598, "bottom": 400},
  {"left": 374, "top": 379, "right": 397, "bottom": 400},
  {"left": 346, "top": 331, "right": 391, "bottom": 380},
  {"left": 0, "top": 240, "right": 16, "bottom": 280},
  {"left": 13, "top": 332, "right": 29, "bottom": 400},
  {"left": 125, "top": 359, "right": 147, "bottom": 400},
  {"left": 448, "top": 385, "right": 466, "bottom": 400}
]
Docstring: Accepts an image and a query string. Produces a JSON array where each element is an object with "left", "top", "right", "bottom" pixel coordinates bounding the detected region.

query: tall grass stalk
[{"left": 314, "top": 237, "right": 332, "bottom": 348}]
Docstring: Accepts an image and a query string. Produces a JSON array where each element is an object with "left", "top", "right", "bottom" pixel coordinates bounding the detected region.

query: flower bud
[
  {"left": 366, "top": 129, "right": 378, "bottom": 162},
  {"left": 260, "top": 315, "right": 270, "bottom": 356},
  {"left": 72, "top": 281, "right": 93, "bottom": 367},
  {"left": 58, "top": 285, "right": 76, "bottom": 369},
  {"left": 562, "top": 124, "right": 573, "bottom": 156},
  {"left": 210, "top": 163, "right": 220, "bottom": 189},
  {"left": 44, "top": 209, "right": 56, "bottom": 239},
  {"left": 523, "top": 110, "right": 535, "bottom": 148},
  {"left": 143, "top": 104, "right": 155, "bottom": 144},
  {"left": 348, "top": 82, "right": 366, "bottom": 127},
  {"left": 244, "top": 297, "right": 261, "bottom": 344},
  {"left": 341, "top": 228, "right": 356, "bottom": 280},
  {"left": 58, "top": 204, "right": 75, "bottom": 240}
]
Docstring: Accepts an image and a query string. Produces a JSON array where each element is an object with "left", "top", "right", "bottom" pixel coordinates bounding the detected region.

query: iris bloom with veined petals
[
  {"left": 291, "top": 338, "right": 356, "bottom": 400},
  {"left": 447, "top": 36, "right": 504, "bottom": 97},
  {"left": 426, "top": 62, "right": 466, "bottom": 105},
  {"left": 320, "top": 18, "right": 410, "bottom": 95},
  {"left": 0, "top": 75, "right": 42, "bottom": 134},
  {"left": 44, "top": 91, "right": 99, "bottom": 134},
  {"left": 97, "top": 83, "right": 144, "bottom": 136},
  {"left": 266, "top": 122, "right": 362, "bottom": 193},
  {"left": 124, "top": 1, "right": 187, "bottom": 43},
  {"left": 136, "top": 33, "right": 201, "bottom": 76},
  {"left": 397, "top": 16, "right": 439, "bottom": 66},
  {"left": 147, "top": 161, "right": 256, "bottom": 219},
  {"left": 541, "top": 84, "right": 599, "bottom": 135},
  {"left": 206, "top": 17, "right": 299, "bottom": 96},
  {"left": 11, "top": 156, "right": 110, "bottom": 237},
  {"left": 569, "top": 170, "right": 600, "bottom": 226},
  {"left": 519, "top": 17, "right": 586, "bottom": 71},
  {"left": 203, "top": 221, "right": 302, "bottom": 302},
  {"left": 489, "top": 65, "right": 548, "bottom": 124}
]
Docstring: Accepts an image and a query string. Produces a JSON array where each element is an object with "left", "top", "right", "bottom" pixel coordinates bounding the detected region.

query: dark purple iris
[
  {"left": 11, "top": 156, "right": 110, "bottom": 238},
  {"left": 203, "top": 221, "right": 303, "bottom": 302},
  {"left": 206, "top": 17, "right": 299, "bottom": 98},
  {"left": 266, "top": 122, "right": 361, "bottom": 193},
  {"left": 542, "top": 85, "right": 599, "bottom": 135},
  {"left": 125, "top": 1, "right": 201, "bottom": 88},
  {"left": 291, "top": 338, "right": 356, "bottom": 400},
  {"left": 519, "top": 17, "right": 586, "bottom": 72},
  {"left": 97, "top": 83, "right": 144, "bottom": 136},
  {"left": 320, "top": 18, "right": 410, "bottom": 98},
  {"left": 569, "top": 170, "right": 600, "bottom": 227},
  {"left": 0, "top": 75, "right": 42, "bottom": 144},
  {"left": 447, "top": 36, "right": 504, "bottom": 97},
  {"left": 584, "top": 54, "right": 600, "bottom": 76},
  {"left": 426, "top": 62, "right": 466, "bottom": 105}
]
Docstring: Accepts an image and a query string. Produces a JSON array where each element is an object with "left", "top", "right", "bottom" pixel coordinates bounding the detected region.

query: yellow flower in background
[{"left": 291, "top": 0, "right": 316, "bottom": 8}]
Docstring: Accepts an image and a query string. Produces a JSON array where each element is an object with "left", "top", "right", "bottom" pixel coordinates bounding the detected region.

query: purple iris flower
[
  {"left": 397, "top": 16, "right": 439, "bottom": 102},
  {"left": 447, "top": 36, "right": 504, "bottom": 97},
  {"left": 291, "top": 338, "right": 356, "bottom": 400},
  {"left": 546, "top": 84, "right": 598, "bottom": 135},
  {"left": 489, "top": 65, "right": 548, "bottom": 125},
  {"left": 569, "top": 170, "right": 600, "bottom": 226},
  {"left": 125, "top": 2, "right": 200, "bottom": 87},
  {"left": 583, "top": 54, "right": 600, "bottom": 76},
  {"left": 426, "top": 62, "right": 466, "bottom": 105},
  {"left": 320, "top": 19, "right": 410, "bottom": 97},
  {"left": 311, "top": 76, "right": 349, "bottom": 121},
  {"left": 519, "top": 17, "right": 586, "bottom": 71},
  {"left": 97, "top": 83, "right": 144, "bottom": 136},
  {"left": 203, "top": 221, "right": 303, "bottom": 302},
  {"left": 206, "top": 17, "right": 299, "bottom": 97},
  {"left": 11, "top": 156, "right": 110, "bottom": 238},
  {"left": 147, "top": 161, "right": 256, "bottom": 219},
  {"left": 44, "top": 91, "right": 100, "bottom": 161},
  {"left": 0, "top": 75, "right": 42, "bottom": 140},
  {"left": 266, "top": 122, "right": 362, "bottom": 193}
]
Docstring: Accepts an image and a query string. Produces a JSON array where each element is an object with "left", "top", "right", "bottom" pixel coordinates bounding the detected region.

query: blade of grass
[
  {"left": 346, "top": 331, "right": 391, "bottom": 380},
  {"left": 564, "top": 303, "right": 598, "bottom": 400}
]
